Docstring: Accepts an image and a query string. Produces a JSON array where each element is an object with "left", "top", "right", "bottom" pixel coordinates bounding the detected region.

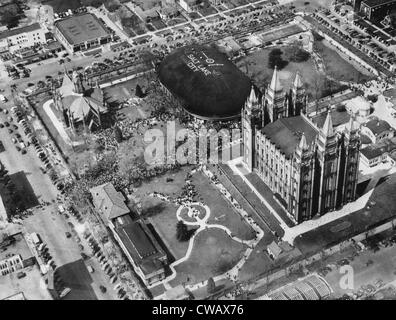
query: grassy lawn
[
  {"left": 238, "top": 42, "right": 371, "bottom": 99},
  {"left": 238, "top": 239, "right": 274, "bottom": 282},
  {"left": 133, "top": 166, "right": 194, "bottom": 261},
  {"left": 133, "top": 166, "right": 256, "bottom": 265},
  {"left": 148, "top": 198, "right": 189, "bottom": 261},
  {"left": 314, "top": 40, "right": 373, "bottom": 83},
  {"left": 192, "top": 172, "right": 256, "bottom": 241},
  {"left": 237, "top": 47, "right": 321, "bottom": 98},
  {"left": 169, "top": 228, "right": 247, "bottom": 287}
]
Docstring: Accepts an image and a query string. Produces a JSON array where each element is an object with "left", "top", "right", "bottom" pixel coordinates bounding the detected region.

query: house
[
  {"left": 267, "top": 241, "right": 293, "bottom": 260},
  {"left": 90, "top": 183, "right": 130, "bottom": 223},
  {"left": 361, "top": 118, "right": 394, "bottom": 143},
  {"left": 360, "top": 137, "right": 396, "bottom": 167}
]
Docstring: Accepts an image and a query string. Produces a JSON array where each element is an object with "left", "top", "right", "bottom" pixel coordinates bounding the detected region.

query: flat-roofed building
[
  {"left": 360, "top": 0, "right": 396, "bottom": 21},
  {"left": 0, "top": 232, "right": 35, "bottom": 277},
  {"left": 113, "top": 217, "right": 168, "bottom": 286},
  {"left": 90, "top": 183, "right": 168, "bottom": 286},
  {"left": 0, "top": 23, "right": 46, "bottom": 53},
  {"left": 179, "top": 0, "right": 201, "bottom": 13},
  {"left": 54, "top": 13, "right": 112, "bottom": 53}
]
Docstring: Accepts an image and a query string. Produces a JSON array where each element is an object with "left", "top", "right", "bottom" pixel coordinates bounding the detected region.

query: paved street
[
  {"left": 324, "top": 244, "right": 396, "bottom": 298},
  {"left": 0, "top": 98, "right": 117, "bottom": 299}
]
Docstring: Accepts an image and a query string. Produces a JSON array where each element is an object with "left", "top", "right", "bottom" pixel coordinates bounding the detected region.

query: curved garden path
[{"left": 149, "top": 166, "right": 264, "bottom": 294}]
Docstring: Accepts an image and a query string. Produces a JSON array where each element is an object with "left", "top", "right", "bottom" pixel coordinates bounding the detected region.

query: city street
[
  {"left": 0, "top": 100, "right": 116, "bottom": 299},
  {"left": 324, "top": 244, "right": 396, "bottom": 298}
]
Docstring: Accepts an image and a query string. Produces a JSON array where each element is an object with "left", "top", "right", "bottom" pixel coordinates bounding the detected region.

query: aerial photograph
[{"left": 0, "top": 0, "right": 396, "bottom": 305}]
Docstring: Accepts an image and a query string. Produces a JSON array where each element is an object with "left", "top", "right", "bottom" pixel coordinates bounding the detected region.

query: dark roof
[
  {"left": 360, "top": 138, "right": 396, "bottom": 160},
  {"left": 90, "top": 183, "right": 130, "bottom": 221},
  {"left": 115, "top": 220, "right": 166, "bottom": 276},
  {"left": 363, "top": 119, "right": 392, "bottom": 136},
  {"left": 261, "top": 116, "right": 319, "bottom": 158},
  {"left": 0, "top": 23, "right": 41, "bottom": 40},
  {"left": 55, "top": 13, "right": 110, "bottom": 45},
  {"left": 360, "top": 133, "right": 372, "bottom": 144},
  {"left": 362, "top": 0, "right": 396, "bottom": 8},
  {"left": 312, "top": 109, "right": 351, "bottom": 129},
  {"left": 158, "top": 44, "right": 251, "bottom": 120}
]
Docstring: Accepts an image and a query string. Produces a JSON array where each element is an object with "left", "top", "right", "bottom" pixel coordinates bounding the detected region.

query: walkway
[
  {"left": 151, "top": 166, "right": 264, "bottom": 297},
  {"left": 42, "top": 99, "right": 83, "bottom": 148},
  {"left": 227, "top": 157, "right": 376, "bottom": 245}
]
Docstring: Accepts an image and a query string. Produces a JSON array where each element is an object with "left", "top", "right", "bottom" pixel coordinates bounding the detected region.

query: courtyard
[{"left": 131, "top": 165, "right": 267, "bottom": 293}]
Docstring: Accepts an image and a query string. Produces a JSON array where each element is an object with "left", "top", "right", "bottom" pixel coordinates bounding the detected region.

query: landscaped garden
[{"left": 169, "top": 228, "right": 247, "bottom": 287}]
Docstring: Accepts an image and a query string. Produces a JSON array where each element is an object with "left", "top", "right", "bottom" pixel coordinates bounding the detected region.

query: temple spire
[
  {"left": 270, "top": 66, "right": 283, "bottom": 93},
  {"left": 298, "top": 133, "right": 308, "bottom": 151},
  {"left": 322, "top": 111, "right": 334, "bottom": 137},
  {"left": 293, "top": 71, "right": 303, "bottom": 90},
  {"left": 248, "top": 85, "right": 258, "bottom": 104}
]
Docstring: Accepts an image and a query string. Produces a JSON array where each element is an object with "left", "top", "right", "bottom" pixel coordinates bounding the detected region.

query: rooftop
[
  {"left": 90, "top": 183, "right": 130, "bottom": 221},
  {"left": 261, "top": 116, "right": 319, "bottom": 158},
  {"left": 312, "top": 109, "right": 351, "bottom": 130},
  {"left": 55, "top": 13, "right": 110, "bottom": 45},
  {"left": 363, "top": 118, "right": 392, "bottom": 136},
  {"left": 0, "top": 232, "right": 33, "bottom": 262},
  {"left": 0, "top": 23, "right": 41, "bottom": 40},
  {"left": 115, "top": 220, "right": 166, "bottom": 276},
  {"left": 62, "top": 95, "right": 107, "bottom": 122},
  {"left": 362, "top": 0, "right": 396, "bottom": 8},
  {"left": 360, "top": 137, "right": 396, "bottom": 160},
  {"left": 158, "top": 44, "right": 251, "bottom": 120}
]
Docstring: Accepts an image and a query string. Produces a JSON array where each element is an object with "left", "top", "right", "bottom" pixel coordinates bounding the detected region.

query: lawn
[
  {"left": 237, "top": 42, "right": 371, "bottom": 100},
  {"left": 133, "top": 165, "right": 256, "bottom": 263},
  {"left": 169, "top": 228, "right": 247, "bottom": 287},
  {"left": 314, "top": 40, "right": 373, "bottom": 83},
  {"left": 103, "top": 77, "right": 154, "bottom": 122},
  {"left": 146, "top": 197, "right": 189, "bottom": 261},
  {"left": 133, "top": 166, "right": 194, "bottom": 260},
  {"left": 192, "top": 172, "right": 256, "bottom": 241},
  {"left": 237, "top": 47, "right": 321, "bottom": 98}
]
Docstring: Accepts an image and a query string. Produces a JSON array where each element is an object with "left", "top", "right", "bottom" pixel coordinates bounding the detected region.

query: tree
[
  {"left": 114, "top": 125, "right": 123, "bottom": 143},
  {"left": 268, "top": 48, "right": 288, "bottom": 70},
  {"left": 367, "top": 94, "right": 378, "bottom": 103},
  {"left": 135, "top": 84, "right": 145, "bottom": 98},
  {"left": 176, "top": 221, "right": 189, "bottom": 242},
  {"left": 207, "top": 277, "right": 216, "bottom": 294},
  {"left": 283, "top": 42, "right": 310, "bottom": 63}
]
